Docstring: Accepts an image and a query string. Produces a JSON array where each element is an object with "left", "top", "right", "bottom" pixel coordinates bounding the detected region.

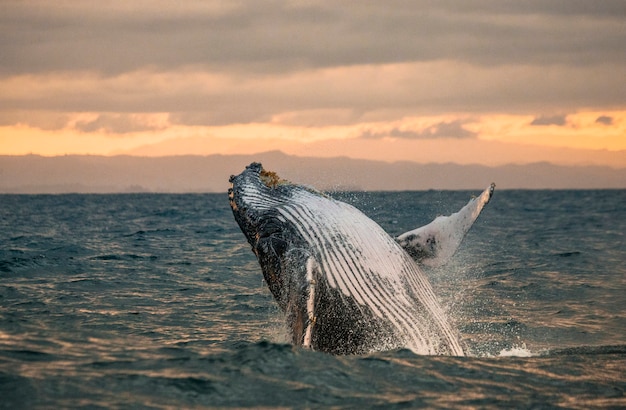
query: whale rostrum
[{"left": 229, "top": 163, "right": 495, "bottom": 355}]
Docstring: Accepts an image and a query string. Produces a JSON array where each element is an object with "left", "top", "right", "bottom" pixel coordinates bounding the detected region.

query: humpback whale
[{"left": 229, "top": 163, "right": 495, "bottom": 355}]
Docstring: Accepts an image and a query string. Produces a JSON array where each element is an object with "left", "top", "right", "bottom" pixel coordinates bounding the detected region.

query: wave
[{"left": 543, "top": 344, "right": 626, "bottom": 356}]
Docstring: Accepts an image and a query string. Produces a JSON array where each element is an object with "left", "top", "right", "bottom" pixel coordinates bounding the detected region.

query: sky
[{"left": 1, "top": 0, "right": 625, "bottom": 167}]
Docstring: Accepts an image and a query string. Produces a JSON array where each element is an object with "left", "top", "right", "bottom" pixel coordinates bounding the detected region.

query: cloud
[
  {"left": 74, "top": 114, "right": 167, "bottom": 134},
  {"left": 530, "top": 114, "right": 568, "bottom": 126},
  {"left": 1, "top": 63, "right": 623, "bottom": 128},
  {"left": 361, "top": 120, "right": 476, "bottom": 140},
  {"left": 0, "top": 2, "right": 624, "bottom": 131},
  {"left": 0, "top": 110, "right": 69, "bottom": 130},
  {"left": 595, "top": 115, "right": 613, "bottom": 125},
  {"left": 1, "top": 1, "right": 625, "bottom": 76}
]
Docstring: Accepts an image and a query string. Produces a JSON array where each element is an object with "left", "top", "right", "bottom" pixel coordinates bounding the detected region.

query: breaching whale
[{"left": 229, "top": 163, "right": 494, "bottom": 355}]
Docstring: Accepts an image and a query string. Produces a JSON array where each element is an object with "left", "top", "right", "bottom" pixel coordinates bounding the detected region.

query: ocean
[{"left": 1, "top": 189, "right": 625, "bottom": 409}]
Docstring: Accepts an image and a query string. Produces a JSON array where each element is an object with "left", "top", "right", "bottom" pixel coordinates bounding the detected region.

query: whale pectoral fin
[
  {"left": 302, "top": 257, "right": 319, "bottom": 349},
  {"left": 396, "top": 183, "right": 495, "bottom": 267},
  {"left": 283, "top": 252, "right": 319, "bottom": 348}
]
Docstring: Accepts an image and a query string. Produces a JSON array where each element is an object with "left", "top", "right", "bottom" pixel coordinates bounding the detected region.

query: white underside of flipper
[
  {"left": 302, "top": 257, "right": 318, "bottom": 349},
  {"left": 396, "top": 183, "right": 495, "bottom": 267}
]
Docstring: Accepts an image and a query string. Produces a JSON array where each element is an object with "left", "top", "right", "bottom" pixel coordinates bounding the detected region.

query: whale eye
[
  {"left": 253, "top": 213, "right": 291, "bottom": 256},
  {"left": 258, "top": 218, "right": 283, "bottom": 237},
  {"left": 257, "top": 235, "right": 289, "bottom": 258}
]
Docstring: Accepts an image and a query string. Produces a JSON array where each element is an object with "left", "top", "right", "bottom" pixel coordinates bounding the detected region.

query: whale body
[{"left": 229, "top": 163, "right": 494, "bottom": 355}]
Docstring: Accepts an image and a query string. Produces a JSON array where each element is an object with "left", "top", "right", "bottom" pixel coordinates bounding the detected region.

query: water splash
[{"left": 498, "top": 343, "right": 533, "bottom": 357}]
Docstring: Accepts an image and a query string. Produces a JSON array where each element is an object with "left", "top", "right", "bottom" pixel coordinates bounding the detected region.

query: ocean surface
[{"left": 1, "top": 189, "right": 625, "bottom": 409}]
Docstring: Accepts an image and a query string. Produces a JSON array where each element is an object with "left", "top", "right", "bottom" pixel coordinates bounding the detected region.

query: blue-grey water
[{"left": 1, "top": 190, "right": 625, "bottom": 409}]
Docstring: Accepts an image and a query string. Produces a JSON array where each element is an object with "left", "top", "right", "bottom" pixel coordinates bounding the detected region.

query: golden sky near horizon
[{"left": 1, "top": 1, "right": 625, "bottom": 167}]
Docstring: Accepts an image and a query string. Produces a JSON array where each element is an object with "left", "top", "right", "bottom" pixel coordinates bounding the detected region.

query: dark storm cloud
[
  {"left": 595, "top": 115, "right": 613, "bottom": 126},
  {"left": 1, "top": 0, "right": 625, "bottom": 75},
  {"left": 530, "top": 115, "right": 568, "bottom": 126},
  {"left": 361, "top": 120, "right": 476, "bottom": 140}
]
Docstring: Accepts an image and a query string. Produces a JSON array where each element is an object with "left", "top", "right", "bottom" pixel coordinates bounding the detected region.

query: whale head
[
  {"left": 228, "top": 163, "right": 310, "bottom": 311},
  {"left": 228, "top": 162, "right": 293, "bottom": 245}
]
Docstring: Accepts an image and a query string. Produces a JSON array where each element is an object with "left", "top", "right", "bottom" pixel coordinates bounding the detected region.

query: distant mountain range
[{"left": 1, "top": 152, "right": 625, "bottom": 193}]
